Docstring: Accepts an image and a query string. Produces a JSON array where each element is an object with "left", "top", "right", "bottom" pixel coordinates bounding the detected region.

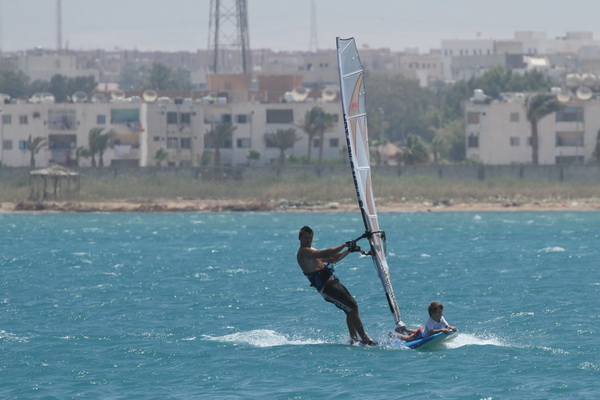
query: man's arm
[
  {"left": 300, "top": 243, "right": 347, "bottom": 260},
  {"left": 324, "top": 249, "right": 350, "bottom": 264}
]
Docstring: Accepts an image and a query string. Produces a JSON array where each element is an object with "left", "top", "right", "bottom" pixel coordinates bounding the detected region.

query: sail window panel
[{"left": 339, "top": 44, "right": 363, "bottom": 75}]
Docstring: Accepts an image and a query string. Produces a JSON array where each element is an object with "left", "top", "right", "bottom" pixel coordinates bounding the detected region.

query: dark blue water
[{"left": 1, "top": 211, "right": 598, "bottom": 399}]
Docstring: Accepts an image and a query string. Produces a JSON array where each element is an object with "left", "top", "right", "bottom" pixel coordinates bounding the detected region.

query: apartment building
[
  {"left": 464, "top": 91, "right": 599, "bottom": 165},
  {"left": 0, "top": 93, "right": 344, "bottom": 168}
]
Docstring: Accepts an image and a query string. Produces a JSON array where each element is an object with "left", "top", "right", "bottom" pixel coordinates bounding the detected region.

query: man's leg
[
  {"left": 346, "top": 312, "right": 359, "bottom": 342},
  {"left": 347, "top": 308, "right": 375, "bottom": 344}
]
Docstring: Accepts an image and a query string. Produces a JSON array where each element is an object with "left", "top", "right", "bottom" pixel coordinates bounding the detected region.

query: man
[{"left": 296, "top": 225, "right": 376, "bottom": 345}]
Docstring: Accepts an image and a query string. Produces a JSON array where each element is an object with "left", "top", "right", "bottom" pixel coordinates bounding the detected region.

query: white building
[
  {"left": 442, "top": 31, "right": 600, "bottom": 81},
  {"left": 465, "top": 91, "right": 598, "bottom": 165},
  {"left": 0, "top": 95, "right": 345, "bottom": 168}
]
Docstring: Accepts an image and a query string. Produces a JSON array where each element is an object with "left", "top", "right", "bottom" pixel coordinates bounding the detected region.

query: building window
[
  {"left": 510, "top": 137, "right": 520, "bottom": 146},
  {"left": 222, "top": 114, "right": 232, "bottom": 123},
  {"left": 19, "top": 140, "right": 28, "bottom": 150},
  {"left": 180, "top": 138, "right": 191, "bottom": 149},
  {"left": 167, "top": 112, "right": 178, "bottom": 124},
  {"left": 313, "top": 138, "right": 320, "bottom": 148},
  {"left": 48, "top": 110, "right": 76, "bottom": 130},
  {"left": 19, "top": 115, "right": 28, "bottom": 124},
  {"left": 153, "top": 136, "right": 160, "bottom": 142},
  {"left": 204, "top": 134, "right": 232, "bottom": 149},
  {"left": 2, "top": 114, "right": 11, "bottom": 124},
  {"left": 236, "top": 114, "right": 248, "bottom": 123},
  {"left": 3, "top": 140, "right": 12, "bottom": 150},
  {"left": 264, "top": 133, "right": 277, "bottom": 148},
  {"left": 266, "top": 109, "right": 293, "bottom": 124},
  {"left": 97, "top": 114, "right": 106, "bottom": 124},
  {"left": 180, "top": 112, "right": 191, "bottom": 125},
  {"left": 329, "top": 138, "right": 339, "bottom": 147},
  {"left": 556, "top": 131, "right": 584, "bottom": 146},
  {"left": 510, "top": 112, "right": 519, "bottom": 122},
  {"left": 467, "top": 112, "right": 480, "bottom": 124},
  {"left": 49, "top": 134, "right": 76, "bottom": 149},
  {"left": 556, "top": 107, "right": 583, "bottom": 122},
  {"left": 237, "top": 138, "right": 251, "bottom": 148},
  {"left": 468, "top": 133, "right": 479, "bottom": 148},
  {"left": 167, "top": 137, "right": 178, "bottom": 149}
]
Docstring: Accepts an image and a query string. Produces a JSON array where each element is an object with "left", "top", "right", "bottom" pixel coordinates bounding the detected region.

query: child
[{"left": 395, "top": 301, "right": 457, "bottom": 342}]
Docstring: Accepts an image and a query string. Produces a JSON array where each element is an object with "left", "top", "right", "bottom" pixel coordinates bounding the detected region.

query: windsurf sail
[{"left": 336, "top": 37, "right": 405, "bottom": 331}]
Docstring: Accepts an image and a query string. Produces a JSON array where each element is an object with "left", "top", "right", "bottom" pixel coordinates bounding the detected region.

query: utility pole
[{"left": 207, "top": 0, "right": 251, "bottom": 74}]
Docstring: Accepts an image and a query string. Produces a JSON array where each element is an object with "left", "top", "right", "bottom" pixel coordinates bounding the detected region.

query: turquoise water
[{"left": 1, "top": 211, "right": 598, "bottom": 399}]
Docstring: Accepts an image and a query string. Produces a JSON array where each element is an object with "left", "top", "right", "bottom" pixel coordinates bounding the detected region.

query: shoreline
[{"left": 1, "top": 199, "right": 599, "bottom": 213}]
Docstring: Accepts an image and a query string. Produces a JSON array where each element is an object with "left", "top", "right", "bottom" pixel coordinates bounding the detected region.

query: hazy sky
[{"left": 1, "top": 0, "right": 599, "bottom": 53}]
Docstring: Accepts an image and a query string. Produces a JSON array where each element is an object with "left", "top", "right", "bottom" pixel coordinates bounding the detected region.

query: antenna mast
[
  {"left": 207, "top": 0, "right": 251, "bottom": 74},
  {"left": 56, "top": 0, "right": 62, "bottom": 54}
]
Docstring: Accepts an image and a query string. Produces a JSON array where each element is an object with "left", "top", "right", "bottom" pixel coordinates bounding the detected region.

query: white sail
[{"left": 336, "top": 37, "right": 405, "bottom": 330}]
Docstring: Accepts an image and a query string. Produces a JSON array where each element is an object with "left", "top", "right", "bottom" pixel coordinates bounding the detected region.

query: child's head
[{"left": 428, "top": 301, "right": 444, "bottom": 317}]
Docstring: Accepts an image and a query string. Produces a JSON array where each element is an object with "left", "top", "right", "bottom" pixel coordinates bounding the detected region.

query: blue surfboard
[{"left": 390, "top": 330, "right": 458, "bottom": 349}]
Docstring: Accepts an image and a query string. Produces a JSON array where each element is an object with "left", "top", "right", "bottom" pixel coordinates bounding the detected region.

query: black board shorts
[{"left": 320, "top": 277, "right": 358, "bottom": 314}]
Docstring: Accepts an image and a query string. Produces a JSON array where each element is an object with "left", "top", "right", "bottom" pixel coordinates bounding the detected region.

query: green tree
[
  {"left": 155, "top": 148, "right": 169, "bottom": 166},
  {"left": 247, "top": 149, "right": 261, "bottom": 166},
  {"left": 0, "top": 69, "right": 30, "bottom": 98},
  {"left": 300, "top": 106, "right": 335, "bottom": 165},
  {"left": 27, "top": 135, "right": 48, "bottom": 168},
  {"left": 269, "top": 128, "right": 301, "bottom": 168},
  {"left": 525, "top": 94, "right": 564, "bottom": 165},
  {"left": 48, "top": 74, "right": 69, "bottom": 103},
  {"left": 399, "top": 134, "right": 429, "bottom": 165},
  {"left": 205, "top": 122, "right": 236, "bottom": 167}
]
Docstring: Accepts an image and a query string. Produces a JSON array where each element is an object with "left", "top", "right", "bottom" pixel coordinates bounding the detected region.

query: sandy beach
[{"left": 2, "top": 198, "right": 599, "bottom": 213}]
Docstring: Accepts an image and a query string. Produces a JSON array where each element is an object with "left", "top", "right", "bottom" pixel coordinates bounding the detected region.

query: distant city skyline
[{"left": 1, "top": 0, "right": 599, "bottom": 53}]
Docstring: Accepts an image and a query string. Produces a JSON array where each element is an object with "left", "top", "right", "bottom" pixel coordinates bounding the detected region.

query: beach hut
[{"left": 29, "top": 165, "right": 80, "bottom": 200}]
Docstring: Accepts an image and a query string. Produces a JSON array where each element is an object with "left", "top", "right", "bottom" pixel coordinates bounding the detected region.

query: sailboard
[
  {"left": 390, "top": 330, "right": 458, "bottom": 349},
  {"left": 336, "top": 37, "right": 405, "bottom": 332}
]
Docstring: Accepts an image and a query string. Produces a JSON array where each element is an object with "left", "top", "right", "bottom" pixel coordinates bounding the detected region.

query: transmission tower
[
  {"left": 207, "top": 0, "right": 251, "bottom": 74},
  {"left": 309, "top": 0, "right": 318, "bottom": 52}
]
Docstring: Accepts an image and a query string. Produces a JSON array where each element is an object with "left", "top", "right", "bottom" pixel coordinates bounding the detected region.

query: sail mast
[{"left": 336, "top": 37, "right": 405, "bottom": 330}]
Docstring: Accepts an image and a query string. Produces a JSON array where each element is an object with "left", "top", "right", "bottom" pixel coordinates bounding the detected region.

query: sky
[{"left": 1, "top": 0, "right": 599, "bottom": 53}]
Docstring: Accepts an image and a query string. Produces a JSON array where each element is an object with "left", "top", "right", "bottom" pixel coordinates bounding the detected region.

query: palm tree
[
  {"left": 268, "top": 128, "right": 301, "bottom": 168},
  {"left": 525, "top": 94, "right": 564, "bottom": 165},
  {"left": 75, "top": 146, "right": 91, "bottom": 166},
  {"left": 27, "top": 135, "right": 48, "bottom": 168},
  {"left": 300, "top": 106, "right": 335, "bottom": 165},
  {"left": 399, "top": 134, "right": 429, "bottom": 165},
  {"left": 88, "top": 127, "right": 103, "bottom": 167},
  {"left": 205, "top": 122, "right": 236, "bottom": 167},
  {"left": 155, "top": 148, "right": 169, "bottom": 166},
  {"left": 89, "top": 127, "right": 116, "bottom": 167}
]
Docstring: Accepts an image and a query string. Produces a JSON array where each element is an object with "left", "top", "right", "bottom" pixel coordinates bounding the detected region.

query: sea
[{"left": 0, "top": 211, "right": 598, "bottom": 399}]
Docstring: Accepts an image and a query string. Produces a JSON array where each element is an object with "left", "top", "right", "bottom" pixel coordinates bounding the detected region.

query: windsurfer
[{"left": 296, "top": 226, "right": 377, "bottom": 345}]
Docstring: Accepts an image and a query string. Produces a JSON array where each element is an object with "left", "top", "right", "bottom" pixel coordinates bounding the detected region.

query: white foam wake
[
  {"left": 444, "top": 333, "right": 508, "bottom": 349},
  {"left": 204, "top": 329, "right": 327, "bottom": 348}
]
